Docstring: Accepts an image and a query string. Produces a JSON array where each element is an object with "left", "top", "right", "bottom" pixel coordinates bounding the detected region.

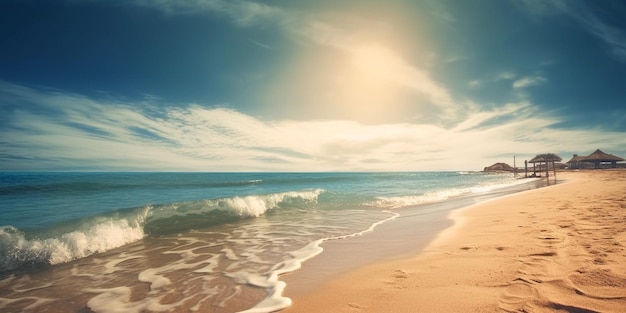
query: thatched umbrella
[
  {"left": 581, "top": 149, "right": 625, "bottom": 169},
  {"left": 528, "top": 153, "right": 562, "bottom": 182}
]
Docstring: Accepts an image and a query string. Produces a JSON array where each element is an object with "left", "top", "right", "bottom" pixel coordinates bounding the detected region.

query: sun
[
  {"left": 264, "top": 43, "right": 421, "bottom": 123},
  {"left": 351, "top": 44, "right": 405, "bottom": 83},
  {"left": 323, "top": 44, "right": 411, "bottom": 122}
]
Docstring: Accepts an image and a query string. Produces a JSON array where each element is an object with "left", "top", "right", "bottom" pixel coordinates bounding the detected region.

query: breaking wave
[
  {"left": 370, "top": 178, "right": 536, "bottom": 209},
  {"left": 0, "top": 189, "right": 325, "bottom": 272}
]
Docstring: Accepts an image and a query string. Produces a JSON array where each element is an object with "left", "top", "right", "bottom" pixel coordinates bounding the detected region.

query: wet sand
[{"left": 283, "top": 170, "right": 626, "bottom": 312}]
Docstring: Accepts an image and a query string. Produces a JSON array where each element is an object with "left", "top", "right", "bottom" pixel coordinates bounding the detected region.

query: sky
[{"left": 1, "top": 0, "right": 626, "bottom": 171}]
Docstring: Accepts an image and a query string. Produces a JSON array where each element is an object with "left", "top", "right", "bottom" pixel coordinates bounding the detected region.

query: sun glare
[
  {"left": 352, "top": 45, "right": 404, "bottom": 82},
  {"left": 266, "top": 39, "right": 425, "bottom": 123},
  {"left": 327, "top": 44, "right": 412, "bottom": 122}
]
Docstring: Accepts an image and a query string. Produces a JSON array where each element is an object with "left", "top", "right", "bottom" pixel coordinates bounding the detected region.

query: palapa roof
[
  {"left": 581, "top": 149, "right": 625, "bottom": 162},
  {"left": 566, "top": 154, "right": 586, "bottom": 164},
  {"left": 529, "top": 153, "right": 562, "bottom": 163}
]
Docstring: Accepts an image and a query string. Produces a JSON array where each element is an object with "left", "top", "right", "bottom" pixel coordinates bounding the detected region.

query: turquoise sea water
[{"left": 0, "top": 172, "right": 532, "bottom": 312}]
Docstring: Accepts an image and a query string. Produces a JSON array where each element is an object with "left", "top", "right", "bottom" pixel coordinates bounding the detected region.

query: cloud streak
[
  {"left": 519, "top": 0, "right": 626, "bottom": 62},
  {"left": 2, "top": 82, "right": 625, "bottom": 171},
  {"left": 513, "top": 75, "right": 547, "bottom": 89},
  {"left": 132, "top": 0, "right": 288, "bottom": 27}
]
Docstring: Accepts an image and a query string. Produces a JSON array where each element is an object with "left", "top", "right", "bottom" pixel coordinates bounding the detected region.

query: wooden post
[
  {"left": 525, "top": 160, "right": 528, "bottom": 178},
  {"left": 553, "top": 161, "right": 557, "bottom": 183}
]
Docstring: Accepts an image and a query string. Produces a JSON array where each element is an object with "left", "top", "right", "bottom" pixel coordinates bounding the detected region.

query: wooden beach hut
[
  {"left": 528, "top": 153, "right": 562, "bottom": 183},
  {"left": 565, "top": 154, "right": 587, "bottom": 169},
  {"left": 581, "top": 149, "right": 625, "bottom": 169}
]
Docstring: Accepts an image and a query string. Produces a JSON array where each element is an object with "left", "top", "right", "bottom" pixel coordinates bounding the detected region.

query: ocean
[{"left": 0, "top": 172, "right": 539, "bottom": 312}]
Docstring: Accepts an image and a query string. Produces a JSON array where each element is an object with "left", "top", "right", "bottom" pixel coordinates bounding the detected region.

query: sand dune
[{"left": 284, "top": 170, "right": 626, "bottom": 312}]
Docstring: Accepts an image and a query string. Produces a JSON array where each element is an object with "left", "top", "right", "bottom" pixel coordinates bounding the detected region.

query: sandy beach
[{"left": 283, "top": 170, "right": 626, "bottom": 312}]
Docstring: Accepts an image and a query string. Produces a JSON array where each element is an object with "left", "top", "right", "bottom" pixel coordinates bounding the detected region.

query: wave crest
[
  {"left": 371, "top": 189, "right": 469, "bottom": 209},
  {"left": 0, "top": 214, "right": 146, "bottom": 272},
  {"left": 217, "top": 189, "right": 324, "bottom": 217},
  {"left": 370, "top": 178, "right": 533, "bottom": 209},
  {"left": 0, "top": 189, "right": 325, "bottom": 272}
]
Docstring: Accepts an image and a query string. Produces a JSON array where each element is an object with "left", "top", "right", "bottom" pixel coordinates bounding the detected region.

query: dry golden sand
[{"left": 283, "top": 170, "right": 626, "bottom": 312}]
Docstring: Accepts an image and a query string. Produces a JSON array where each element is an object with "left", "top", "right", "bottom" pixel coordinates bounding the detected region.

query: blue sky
[{"left": 1, "top": 0, "right": 625, "bottom": 171}]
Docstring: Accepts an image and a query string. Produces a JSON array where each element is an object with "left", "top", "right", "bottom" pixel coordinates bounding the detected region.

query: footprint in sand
[
  {"left": 499, "top": 282, "right": 538, "bottom": 311},
  {"left": 392, "top": 269, "right": 409, "bottom": 279},
  {"left": 567, "top": 269, "right": 626, "bottom": 301}
]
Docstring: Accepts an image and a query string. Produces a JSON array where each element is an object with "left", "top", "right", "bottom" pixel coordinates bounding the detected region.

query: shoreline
[
  {"left": 282, "top": 170, "right": 626, "bottom": 312},
  {"left": 282, "top": 176, "right": 546, "bottom": 298}
]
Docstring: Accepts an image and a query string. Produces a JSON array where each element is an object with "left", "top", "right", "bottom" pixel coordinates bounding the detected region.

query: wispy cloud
[
  {"left": 518, "top": 0, "right": 626, "bottom": 62},
  {"left": 512, "top": 75, "right": 547, "bottom": 89},
  {"left": 248, "top": 38, "right": 271, "bottom": 50},
  {"left": 2, "top": 82, "right": 625, "bottom": 171},
  {"left": 495, "top": 71, "right": 516, "bottom": 81},
  {"left": 468, "top": 80, "right": 481, "bottom": 89},
  {"left": 131, "top": 0, "right": 288, "bottom": 27},
  {"left": 568, "top": 8, "right": 626, "bottom": 61}
]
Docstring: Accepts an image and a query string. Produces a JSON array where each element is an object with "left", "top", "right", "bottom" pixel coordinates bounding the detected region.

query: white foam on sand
[{"left": 237, "top": 210, "right": 400, "bottom": 313}]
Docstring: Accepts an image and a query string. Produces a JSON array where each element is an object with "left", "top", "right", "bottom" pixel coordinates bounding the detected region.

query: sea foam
[
  {"left": 0, "top": 214, "right": 146, "bottom": 271},
  {"left": 0, "top": 189, "right": 325, "bottom": 272},
  {"left": 238, "top": 210, "right": 400, "bottom": 313},
  {"left": 371, "top": 178, "right": 538, "bottom": 209}
]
